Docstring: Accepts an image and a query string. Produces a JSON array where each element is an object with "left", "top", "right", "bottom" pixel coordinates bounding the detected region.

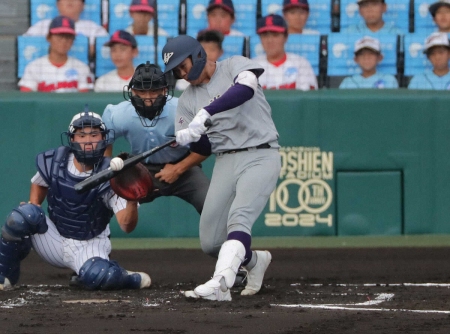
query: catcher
[{"left": 0, "top": 110, "right": 151, "bottom": 291}]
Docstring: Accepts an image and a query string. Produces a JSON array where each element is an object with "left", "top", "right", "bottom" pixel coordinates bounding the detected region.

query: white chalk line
[
  {"left": 291, "top": 283, "right": 450, "bottom": 288},
  {"left": 272, "top": 303, "right": 450, "bottom": 314},
  {"left": 280, "top": 282, "right": 450, "bottom": 314}
]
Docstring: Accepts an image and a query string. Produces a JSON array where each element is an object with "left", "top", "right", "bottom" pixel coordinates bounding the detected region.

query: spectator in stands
[
  {"left": 94, "top": 30, "right": 138, "bottom": 92},
  {"left": 344, "top": 0, "right": 402, "bottom": 34},
  {"left": 429, "top": 0, "right": 450, "bottom": 33},
  {"left": 408, "top": 32, "right": 450, "bottom": 90},
  {"left": 252, "top": 14, "right": 317, "bottom": 90},
  {"left": 205, "top": 0, "right": 244, "bottom": 36},
  {"left": 19, "top": 16, "right": 93, "bottom": 93},
  {"left": 24, "top": 0, "right": 108, "bottom": 57},
  {"left": 339, "top": 36, "right": 398, "bottom": 89},
  {"left": 282, "top": 0, "right": 319, "bottom": 35},
  {"left": 125, "top": 0, "right": 169, "bottom": 36},
  {"left": 175, "top": 29, "right": 225, "bottom": 91}
]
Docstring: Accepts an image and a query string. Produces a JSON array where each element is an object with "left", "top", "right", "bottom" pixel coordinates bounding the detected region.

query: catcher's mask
[
  {"left": 124, "top": 61, "right": 173, "bottom": 127},
  {"left": 62, "top": 107, "right": 112, "bottom": 167}
]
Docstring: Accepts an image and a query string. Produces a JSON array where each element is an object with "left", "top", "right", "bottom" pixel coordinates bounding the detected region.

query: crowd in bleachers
[{"left": 16, "top": 0, "right": 450, "bottom": 92}]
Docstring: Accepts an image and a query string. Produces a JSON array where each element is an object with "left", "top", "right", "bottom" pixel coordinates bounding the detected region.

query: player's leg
[
  {"left": 185, "top": 155, "right": 246, "bottom": 301},
  {"left": 229, "top": 149, "right": 281, "bottom": 296},
  {"left": 0, "top": 204, "right": 47, "bottom": 290},
  {"left": 67, "top": 228, "right": 150, "bottom": 290}
]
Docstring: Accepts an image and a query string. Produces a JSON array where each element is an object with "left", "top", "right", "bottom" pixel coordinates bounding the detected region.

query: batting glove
[
  {"left": 188, "top": 108, "right": 211, "bottom": 137},
  {"left": 176, "top": 128, "right": 201, "bottom": 146}
]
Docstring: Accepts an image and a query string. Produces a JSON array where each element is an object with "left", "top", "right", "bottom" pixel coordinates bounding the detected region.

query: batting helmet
[
  {"left": 124, "top": 62, "right": 171, "bottom": 127},
  {"left": 62, "top": 106, "right": 111, "bottom": 166},
  {"left": 162, "top": 35, "right": 207, "bottom": 81}
]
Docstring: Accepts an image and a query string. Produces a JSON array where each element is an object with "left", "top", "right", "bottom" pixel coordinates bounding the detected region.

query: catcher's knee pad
[
  {"left": 0, "top": 236, "right": 31, "bottom": 285},
  {"left": 1, "top": 203, "right": 47, "bottom": 242},
  {"left": 213, "top": 240, "right": 246, "bottom": 289},
  {"left": 78, "top": 257, "right": 141, "bottom": 290}
]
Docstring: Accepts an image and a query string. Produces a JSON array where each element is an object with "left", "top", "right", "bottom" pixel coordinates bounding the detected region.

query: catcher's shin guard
[
  {"left": 78, "top": 257, "right": 150, "bottom": 290},
  {"left": 0, "top": 236, "right": 31, "bottom": 286}
]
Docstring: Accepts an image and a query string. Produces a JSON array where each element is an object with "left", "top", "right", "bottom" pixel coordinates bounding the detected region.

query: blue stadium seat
[
  {"left": 30, "top": 0, "right": 102, "bottom": 25},
  {"left": 327, "top": 33, "right": 398, "bottom": 76},
  {"left": 94, "top": 35, "right": 166, "bottom": 77},
  {"left": 249, "top": 34, "right": 321, "bottom": 75},
  {"left": 414, "top": 0, "right": 440, "bottom": 33},
  {"left": 219, "top": 35, "right": 246, "bottom": 60},
  {"left": 261, "top": 0, "right": 332, "bottom": 34},
  {"left": 186, "top": 0, "right": 256, "bottom": 36},
  {"left": 17, "top": 35, "right": 90, "bottom": 78},
  {"left": 108, "top": 0, "right": 179, "bottom": 37},
  {"left": 403, "top": 33, "right": 435, "bottom": 76},
  {"left": 340, "top": 0, "right": 409, "bottom": 33}
]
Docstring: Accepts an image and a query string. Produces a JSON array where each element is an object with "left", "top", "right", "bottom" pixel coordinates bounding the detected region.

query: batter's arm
[
  {"left": 115, "top": 200, "right": 139, "bottom": 233},
  {"left": 156, "top": 152, "right": 208, "bottom": 184},
  {"left": 29, "top": 183, "right": 48, "bottom": 206}
]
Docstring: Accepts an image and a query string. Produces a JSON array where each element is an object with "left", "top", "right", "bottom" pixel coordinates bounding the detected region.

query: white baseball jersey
[
  {"left": 252, "top": 53, "right": 318, "bottom": 90},
  {"left": 94, "top": 70, "right": 132, "bottom": 92},
  {"left": 24, "top": 19, "right": 108, "bottom": 45},
  {"left": 18, "top": 56, "right": 93, "bottom": 92},
  {"left": 30, "top": 153, "right": 128, "bottom": 274},
  {"left": 125, "top": 24, "right": 169, "bottom": 36}
]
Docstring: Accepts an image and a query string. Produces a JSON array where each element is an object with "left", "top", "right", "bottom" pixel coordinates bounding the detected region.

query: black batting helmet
[
  {"left": 162, "top": 35, "right": 207, "bottom": 81},
  {"left": 124, "top": 61, "right": 171, "bottom": 127}
]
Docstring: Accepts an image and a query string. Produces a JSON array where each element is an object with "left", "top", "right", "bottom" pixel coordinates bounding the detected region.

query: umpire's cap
[{"left": 161, "top": 35, "right": 207, "bottom": 81}]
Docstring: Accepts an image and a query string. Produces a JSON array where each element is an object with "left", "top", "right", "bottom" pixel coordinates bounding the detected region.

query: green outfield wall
[{"left": 1, "top": 90, "right": 449, "bottom": 238}]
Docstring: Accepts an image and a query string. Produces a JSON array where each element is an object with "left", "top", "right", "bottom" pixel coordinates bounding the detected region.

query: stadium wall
[{"left": 0, "top": 90, "right": 448, "bottom": 238}]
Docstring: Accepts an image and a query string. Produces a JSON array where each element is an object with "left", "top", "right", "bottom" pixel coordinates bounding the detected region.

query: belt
[{"left": 221, "top": 143, "right": 271, "bottom": 154}]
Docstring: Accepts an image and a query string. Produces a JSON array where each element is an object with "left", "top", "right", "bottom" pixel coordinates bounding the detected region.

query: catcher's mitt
[{"left": 110, "top": 153, "right": 153, "bottom": 201}]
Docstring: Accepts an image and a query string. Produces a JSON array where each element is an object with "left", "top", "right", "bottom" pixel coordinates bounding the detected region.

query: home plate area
[{"left": 1, "top": 248, "right": 450, "bottom": 333}]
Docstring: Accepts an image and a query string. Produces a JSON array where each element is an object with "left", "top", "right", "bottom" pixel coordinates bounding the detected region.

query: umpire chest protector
[{"left": 36, "top": 146, "right": 113, "bottom": 240}]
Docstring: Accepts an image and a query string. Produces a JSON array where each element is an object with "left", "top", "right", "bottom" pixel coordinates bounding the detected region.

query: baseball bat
[{"left": 74, "top": 119, "right": 213, "bottom": 193}]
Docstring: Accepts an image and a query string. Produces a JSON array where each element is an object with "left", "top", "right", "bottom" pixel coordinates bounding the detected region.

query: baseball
[{"left": 110, "top": 157, "right": 124, "bottom": 171}]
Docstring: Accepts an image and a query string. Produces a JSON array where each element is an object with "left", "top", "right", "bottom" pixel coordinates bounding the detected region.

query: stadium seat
[
  {"left": 339, "top": 0, "right": 410, "bottom": 33},
  {"left": 94, "top": 35, "right": 166, "bottom": 78},
  {"left": 17, "top": 35, "right": 90, "bottom": 78},
  {"left": 414, "top": 0, "right": 440, "bottom": 33},
  {"left": 326, "top": 33, "right": 399, "bottom": 86},
  {"left": 186, "top": 0, "right": 256, "bottom": 37},
  {"left": 29, "top": 0, "right": 102, "bottom": 26},
  {"left": 260, "top": 0, "right": 333, "bottom": 34},
  {"left": 220, "top": 36, "right": 246, "bottom": 60},
  {"left": 108, "top": 0, "right": 179, "bottom": 37},
  {"left": 248, "top": 33, "right": 321, "bottom": 75},
  {"left": 403, "top": 33, "right": 434, "bottom": 77}
]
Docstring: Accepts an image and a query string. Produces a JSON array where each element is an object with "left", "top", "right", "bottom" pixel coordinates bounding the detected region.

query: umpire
[{"left": 102, "top": 61, "right": 210, "bottom": 214}]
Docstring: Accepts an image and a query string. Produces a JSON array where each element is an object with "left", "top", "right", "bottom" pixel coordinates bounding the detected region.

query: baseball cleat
[
  {"left": 127, "top": 271, "right": 151, "bottom": 289},
  {"left": 241, "top": 250, "right": 272, "bottom": 296},
  {"left": 184, "top": 279, "right": 232, "bottom": 301},
  {"left": 233, "top": 268, "right": 248, "bottom": 288},
  {"left": 0, "top": 276, "right": 12, "bottom": 291}
]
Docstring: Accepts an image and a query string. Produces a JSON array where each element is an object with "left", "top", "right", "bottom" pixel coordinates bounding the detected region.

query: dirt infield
[{"left": 2, "top": 247, "right": 450, "bottom": 334}]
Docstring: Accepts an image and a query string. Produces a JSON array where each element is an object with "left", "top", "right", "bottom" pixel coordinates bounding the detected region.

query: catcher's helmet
[
  {"left": 162, "top": 35, "right": 207, "bottom": 81},
  {"left": 62, "top": 107, "right": 111, "bottom": 166},
  {"left": 124, "top": 61, "right": 171, "bottom": 127}
]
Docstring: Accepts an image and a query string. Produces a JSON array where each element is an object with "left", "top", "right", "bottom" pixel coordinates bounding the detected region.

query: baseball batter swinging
[
  {"left": 0, "top": 111, "right": 150, "bottom": 291},
  {"left": 162, "top": 35, "right": 282, "bottom": 301}
]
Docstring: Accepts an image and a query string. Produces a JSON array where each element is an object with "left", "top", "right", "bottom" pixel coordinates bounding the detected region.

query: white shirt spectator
[
  {"left": 94, "top": 70, "right": 133, "bottom": 92},
  {"left": 18, "top": 56, "right": 93, "bottom": 92},
  {"left": 253, "top": 52, "right": 317, "bottom": 90},
  {"left": 24, "top": 19, "right": 108, "bottom": 45}
]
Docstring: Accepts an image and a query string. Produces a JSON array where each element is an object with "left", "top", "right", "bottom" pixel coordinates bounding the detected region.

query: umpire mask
[{"left": 124, "top": 62, "right": 172, "bottom": 127}]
